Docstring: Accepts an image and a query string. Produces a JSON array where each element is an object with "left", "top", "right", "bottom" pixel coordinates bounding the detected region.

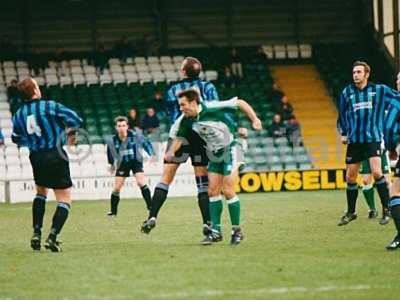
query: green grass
[{"left": 1, "top": 190, "right": 399, "bottom": 300}]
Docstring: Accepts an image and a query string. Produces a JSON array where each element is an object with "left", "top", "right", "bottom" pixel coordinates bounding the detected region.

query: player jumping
[
  {"left": 141, "top": 57, "right": 219, "bottom": 239},
  {"left": 167, "top": 89, "right": 262, "bottom": 245}
]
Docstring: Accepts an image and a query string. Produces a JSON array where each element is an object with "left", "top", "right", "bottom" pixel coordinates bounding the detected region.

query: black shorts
[
  {"left": 164, "top": 130, "right": 208, "bottom": 167},
  {"left": 29, "top": 150, "right": 72, "bottom": 189},
  {"left": 394, "top": 159, "right": 400, "bottom": 177},
  {"left": 345, "top": 142, "right": 381, "bottom": 164},
  {"left": 115, "top": 161, "right": 144, "bottom": 177}
]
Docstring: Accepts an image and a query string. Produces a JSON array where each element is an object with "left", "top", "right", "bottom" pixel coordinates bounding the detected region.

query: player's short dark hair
[
  {"left": 181, "top": 57, "right": 202, "bottom": 79},
  {"left": 17, "top": 77, "right": 37, "bottom": 101},
  {"left": 353, "top": 61, "right": 371, "bottom": 75},
  {"left": 177, "top": 89, "right": 201, "bottom": 104},
  {"left": 114, "top": 116, "right": 129, "bottom": 125}
]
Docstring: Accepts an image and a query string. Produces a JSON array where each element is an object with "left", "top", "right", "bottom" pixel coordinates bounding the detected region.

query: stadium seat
[
  {"left": 300, "top": 44, "right": 312, "bottom": 58},
  {"left": 287, "top": 44, "right": 299, "bottom": 59},
  {"left": 274, "top": 45, "right": 286, "bottom": 59}
]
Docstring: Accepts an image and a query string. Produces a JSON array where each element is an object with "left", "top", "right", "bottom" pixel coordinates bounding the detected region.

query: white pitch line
[{"left": 154, "top": 284, "right": 372, "bottom": 299}]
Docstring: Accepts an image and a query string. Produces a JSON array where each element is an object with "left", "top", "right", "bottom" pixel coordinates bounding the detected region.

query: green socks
[
  {"left": 362, "top": 184, "right": 376, "bottom": 211},
  {"left": 209, "top": 196, "right": 223, "bottom": 232},
  {"left": 227, "top": 196, "right": 241, "bottom": 227}
]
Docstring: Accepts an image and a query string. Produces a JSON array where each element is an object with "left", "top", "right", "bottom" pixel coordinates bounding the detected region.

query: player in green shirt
[{"left": 166, "top": 89, "right": 262, "bottom": 245}]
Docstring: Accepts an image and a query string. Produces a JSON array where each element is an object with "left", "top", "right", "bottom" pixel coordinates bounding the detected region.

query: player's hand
[
  {"left": 252, "top": 118, "right": 262, "bottom": 131},
  {"left": 108, "top": 165, "right": 116, "bottom": 175},
  {"left": 389, "top": 150, "right": 398, "bottom": 161},
  {"left": 341, "top": 136, "right": 347, "bottom": 145}
]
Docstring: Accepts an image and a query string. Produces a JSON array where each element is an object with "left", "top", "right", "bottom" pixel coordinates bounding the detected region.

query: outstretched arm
[{"left": 237, "top": 99, "right": 262, "bottom": 131}]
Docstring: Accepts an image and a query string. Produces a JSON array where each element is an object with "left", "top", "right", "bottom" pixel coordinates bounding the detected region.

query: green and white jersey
[{"left": 177, "top": 98, "right": 239, "bottom": 152}]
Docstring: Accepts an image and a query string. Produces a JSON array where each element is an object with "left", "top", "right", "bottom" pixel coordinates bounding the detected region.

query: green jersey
[{"left": 177, "top": 98, "right": 239, "bottom": 152}]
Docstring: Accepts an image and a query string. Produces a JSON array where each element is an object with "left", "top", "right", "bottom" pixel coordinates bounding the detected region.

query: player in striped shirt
[
  {"left": 337, "top": 61, "right": 400, "bottom": 226},
  {"left": 141, "top": 57, "right": 219, "bottom": 239},
  {"left": 167, "top": 89, "right": 262, "bottom": 245},
  {"left": 106, "top": 116, "right": 154, "bottom": 217},
  {"left": 12, "top": 77, "right": 83, "bottom": 252}
]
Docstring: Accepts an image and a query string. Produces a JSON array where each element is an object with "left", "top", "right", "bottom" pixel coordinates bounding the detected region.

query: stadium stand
[{"left": 0, "top": 45, "right": 315, "bottom": 180}]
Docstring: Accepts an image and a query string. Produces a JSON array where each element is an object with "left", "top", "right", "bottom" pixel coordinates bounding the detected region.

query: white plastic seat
[
  {"left": 287, "top": 44, "right": 299, "bottom": 59},
  {"left": 205, "top": 70, "right": 218, "bottom": 81},
  {"left": 147, "top": 56, "right": 159, "bottom": 64},
  {"left": 160, "top": 56, "right": 172, "bottom": 63},
  {"left": 274, "top": 45, "right": 287, "bottom": 59},
  {"left": 134, "top": 57, "right": 146, "bottom": 64},
  {"left": 60, "top": 75, "right": 72, "bottom": 86},
  {"left": 112, "top": 73, "right": 126, "bottom": 84},
  {"left": 300, "top": 44, "right": 312, "bottom": 58}
]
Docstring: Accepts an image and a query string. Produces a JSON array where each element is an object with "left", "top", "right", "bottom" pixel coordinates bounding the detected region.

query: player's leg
[
  {"left": 141, "top": 163, "right": 179, "bottom": 234},
  {"left": 134, "top": 171, "right": 152, "bottom": 211},
  {"left": 222, "top": 172, "right": 243, "bottom": 246},
  {"left": 386, "top": 160, "right": 400, "bottom": 250},
  {"left": 338, "top": 162, "right": 360, "bottom": 225},
  {"left": 201, "top": 171, "right": 224, "bottom": 245},
  {"left": 369, "top": 156, "right": 391, "bottom": 225},
  {"left": 193, "top": 165, "right": 211, "bottom": 235},
  {"left": 30, "top": 185, "right": 48, "bottom": 250},
  {"left": 361, "top": 172, "right": 377, "bottom": 218},
  {"left": 108, "top": 176, "right": 126, "bottom": 217},
  {"left": 44, "top": 188, "right": 72, "bottom": 252}
]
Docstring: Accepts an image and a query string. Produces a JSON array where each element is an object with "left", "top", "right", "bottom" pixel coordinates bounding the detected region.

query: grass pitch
[{"left": 1, "top": 190, "right": 399, "bottom": 300}]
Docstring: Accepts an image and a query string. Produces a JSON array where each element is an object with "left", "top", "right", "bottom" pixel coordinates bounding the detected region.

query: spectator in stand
[
  {"left": 0, "top": 128, "right": 4, "bottom": 146},
  {"left": 94, "top": 45, "right": 108, "bottom": 74},
  {"left": 127, "top": 108, "right": 141, "bottom": 130},
  {"left": 274, "top": 95, "right": 294, "bottom": 121},
  {"left": 150, "top": 91, "right": 167, "bottom": 118},
  {"left": 114, "top": 35, "right": 132, "bottom": 63},
  {"left": 221, "top": 66, "right": 237, "bottom": 88},
  {"left": 268, "top": 83, "right": 285, "bottom": 105},
  {"left": 141, "top": 107, "right": 160, "bottom": 135},
  {"left": 7, "top": 79, "right": 21, "bottom": 114},
  {"left": 268, "top": 113, "right": 286, "bottom": 138},
  {"left": 286, "top": 115, "right": 302, "bottom": 147},
  {"left": 229, "top": 48, "right": 243, "bottom": 79},
  {"left": 253, "top": 46, "right": 269, "bottom": 65},
  {"left": 30, "top": 47, "right": 48, "bottom": 76}
]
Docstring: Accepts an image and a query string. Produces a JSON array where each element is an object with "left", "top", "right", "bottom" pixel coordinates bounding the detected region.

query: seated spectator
[
  {"left": 114, "top": 35, "right": 132, "bottom": 62},
  {"left": 94, "top": 45, "right": 108, "bottom": 73},
  {"left": 0, "top": 128, "right": 4, "bottom": 146},
  {"left": 221, "top": 66, "right": 237, "bottom": 88},
  {"left": 253, "top": 46, "right": 269, "bottom": 65},
  {"left": 150, "top": 91, "right": 167, "bottom": 118},
  {"left": 268, "top": 113, "right": 286, "bottom": 138},
  {"left": 141, "top": 108, "right": 160, "bottom": 134},
  {"left": 268, "top": 83, "right": 285, "bottom": 105},
  {"left": 229, "top": 48, "right": 243, "bottom": 79},
  {"left": 127, "top": 108, "right": 141, "bottom": 130},
  {"left": 7, "top": 79, "right": 21, "bottom": 114},
  {"left": 286, "top": 115, "right": 302, "bottom": 147},
  {"left": 274, "top": 95, "right": 294, "bottom": 120}
]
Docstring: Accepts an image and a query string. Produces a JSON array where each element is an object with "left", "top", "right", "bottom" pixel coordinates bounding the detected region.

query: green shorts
[
  {"left": 208, "top": 145, "right": 241, "bottom": 176},
  {"left": 359, "top": 150, "right": 390, "bottom": 174}
]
